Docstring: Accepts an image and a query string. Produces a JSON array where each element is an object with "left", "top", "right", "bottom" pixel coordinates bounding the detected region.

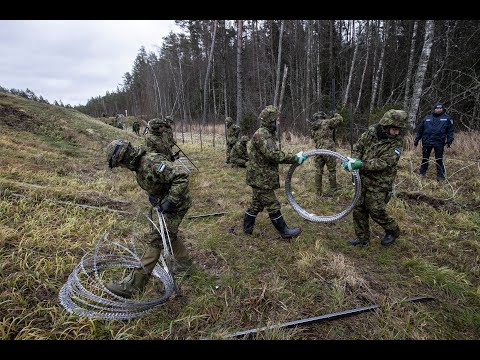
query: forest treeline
[{"left": 4, "top": 20, "right": 480, "bottom": 141}]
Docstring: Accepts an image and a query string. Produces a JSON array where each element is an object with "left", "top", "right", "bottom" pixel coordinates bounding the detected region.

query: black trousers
[{"left": 419, "top": 144, "right": 445, "bottom": 178}]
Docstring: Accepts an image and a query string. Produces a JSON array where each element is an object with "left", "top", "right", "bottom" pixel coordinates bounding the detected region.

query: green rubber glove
[
  {"left": 341, "top": 157, "right": 363, "bottom": 172},
  {"left": 294, "top": 151, "right": 308, "bottom": 165}
]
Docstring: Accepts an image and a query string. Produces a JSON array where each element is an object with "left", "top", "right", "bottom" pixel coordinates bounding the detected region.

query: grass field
[{"left": 1, "top": 92, "right": 479, "bottom": 340}]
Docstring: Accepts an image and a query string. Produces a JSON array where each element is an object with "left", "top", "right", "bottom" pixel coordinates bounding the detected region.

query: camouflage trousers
[
  {"left": 352, "top": 187, "right": 399, "bottom": 241},
  {"left": 231, "top": 157, "right": 247, "bottom": 168},
  {"left": 247, "top": 187, "right": 281, "bottom": 215},
  {"left": 314, "top": 154, "right": 337, "bottom": 194},
  {"left": 141, "top": 207, "right": 190, "bottom": 273},
  {"left": 226, "top": 144, "right": 234, "bottom": 163}
]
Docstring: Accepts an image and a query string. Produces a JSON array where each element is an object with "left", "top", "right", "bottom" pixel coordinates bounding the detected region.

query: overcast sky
[{"left": 0, "top": 20, "right": 179, "bottom": 106}]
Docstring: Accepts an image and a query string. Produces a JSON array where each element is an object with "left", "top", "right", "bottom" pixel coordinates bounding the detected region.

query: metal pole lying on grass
[
  {"left": 224, "top": 295, "right": 435, "bottom": 338},
  {"left": 188, "top": 212, "right": 227, "bottom": 219}
]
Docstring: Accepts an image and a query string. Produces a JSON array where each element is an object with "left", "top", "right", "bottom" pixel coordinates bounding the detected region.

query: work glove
[
  {"left": 294, "top": 151, "right": 308, "bottom": 165},
  {"left": 148, "top": 194, "right": 159, "bottom": 207},
  {"left": 341, "top": 157, "right": 363, "bottom": 172},
  {"left": 170, "top": 150, "right": 181, "bottom": 161},
  {"left": 157, "top": 199, "right": 177, "bottom": 214},
  {"left": 413, "top": 140, "right": 419, "bottom": 147}
]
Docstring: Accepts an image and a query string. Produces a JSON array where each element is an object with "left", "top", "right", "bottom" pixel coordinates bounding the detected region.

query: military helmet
[
  {"left": 379, "top": 109, "right": 408, "bottom": 128},
  {"left": 312, "top": 111, "right": 328, "bottom": 121},
  {"left": 225, "top": 116, "right": 234, "bottom": 125},
  {"left": 240, "top": 135, "right": 249, "bottom": 143},
  {"left": 259, "top": 105, "right": 280, "bottom": 127},
  {"left": 106, "top": 139, "right": 131, "bottom": 168},
  {"left": 148, "top": 118, "right": 168, "bottom": 130},
  {"left": 165, "top": 115, "right": 174, "bottom": 125}
]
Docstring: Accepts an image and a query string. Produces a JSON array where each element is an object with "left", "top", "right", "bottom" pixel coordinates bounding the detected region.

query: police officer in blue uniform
[{"left": 414, "top": 102, "right": 454, "bottom": 182}]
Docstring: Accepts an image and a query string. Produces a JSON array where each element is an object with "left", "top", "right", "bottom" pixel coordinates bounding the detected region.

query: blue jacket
[{"left": 415, "top": 103, "right": 454, "bottom": 146}]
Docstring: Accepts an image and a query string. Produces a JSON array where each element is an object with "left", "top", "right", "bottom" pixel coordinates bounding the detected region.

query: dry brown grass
[{"left": 1, "top": 93, "right": 479, "bottom": 340}]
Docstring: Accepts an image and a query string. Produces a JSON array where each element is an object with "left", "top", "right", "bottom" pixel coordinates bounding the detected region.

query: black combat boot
[
  {"left": 269, "top": 211, "right": 302, "bottom": 239},
  {"left": 381, "top": 232, "right": 396, "bottom": 246},
  {"left": 347, "top": 238, "right": 369, "bottom": 246},
  {"left": 243, "top": 210, "right": 256, "bottom": 234}
]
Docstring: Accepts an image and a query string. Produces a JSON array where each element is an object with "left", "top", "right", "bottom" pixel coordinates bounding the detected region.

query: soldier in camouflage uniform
[
  {"left": 341, "top": 109, "right": 407, "bottom": 247},
  {"left": 230, "top": 135, "right": 249, "bottom": 168},
  {"left": 132, "top": 120, "right": 140, "bottom": 135},
  {"left": 225, "top": 117, "right": 240, "bottom": 164},
  {"left": 244, "top": 105, "right": 307, "bottom": 239},
  {"left": 114, "top": 114, "right": 125, "bottom": 129},
  {"left": 105, "top": 139, "right": 192, "bottom": 298},
  {"left": 310, "top": 111, "right": 344, "bottom": 197},
  {"left": 145, "top": 118, "right": 179, "bottom": 161}
]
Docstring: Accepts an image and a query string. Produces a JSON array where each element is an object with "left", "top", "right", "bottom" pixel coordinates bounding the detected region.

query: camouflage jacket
[
  {"left": 165, "top": 127, "right": 175, "bottom": 148},
  {"left": 310, "top": 113, "right": 343, "bottom": 150},
  {"left": 134, "top": 152, "right": 192, "bottom": 211},
  {"left": 145, "top": 133, "right": 174, "bottom": 157},
  {"left": 246, "top": 127, "right": 296, "bottom": 190},
  {"left": 226, "top": 123, "right": 240, "bottom": 146},
  {"left": 230, "top": 140, "right": 248, "bottom": 163},
  {"left": 353, "top": 124, "right": 403, "bottom": 192}
]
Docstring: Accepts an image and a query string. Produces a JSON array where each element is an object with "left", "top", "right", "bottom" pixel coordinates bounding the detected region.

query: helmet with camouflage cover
[
  {"left": 106, "top": 139, "right": 132, "bottom": 168},
  {"left": 312, "top": 111, "right": 328, "bottom": 121},
  {"left": 379, "top": 109, "right": 408, "bottom": 128},
  {"left": 225, "top": 116, "right": 234, "bottom": 125},
  {"left": 259, "top": 105, "right": 280, "bottom": 128},
  {"left": 165, "top": 115, "right": 174, "bottom": 126},
  {"left": 148, "top": 118, "right": 168, "bottom": 131}
]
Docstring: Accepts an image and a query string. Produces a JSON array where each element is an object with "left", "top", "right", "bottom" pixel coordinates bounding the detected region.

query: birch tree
[
  {"left": 369, "top": 20, "right": 387, "bottom": 113},
  {"left": 355, "top": 20, "right": 370, "bottom": 113},
  {"left": 273, "top": 20, "right": 284, "bottom": 108},
  {"left": 343, "top": 20, "right": 361, "bottom": 107},
  {"left": 236, "top": 20, "right": 243, "bottom": 126},
  {"left": 202, "top": 20, "right": 217, "bottom": 125},
  {"left": 408, "top": 20, "right": 435, "bottom": 130},
  {"left": 403, "top": 20, "right": 418, "bottom": 110},
  {"left": 305, "top": 20, "right": 313, "bottom": 120}
]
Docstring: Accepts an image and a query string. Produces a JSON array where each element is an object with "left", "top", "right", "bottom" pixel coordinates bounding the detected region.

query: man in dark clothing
[{"left": 414, "top": 102, "right": 454, "bottom": 182}]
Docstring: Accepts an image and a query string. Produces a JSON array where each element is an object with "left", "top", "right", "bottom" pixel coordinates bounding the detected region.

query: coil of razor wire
[
  {"left": 59, "top": 210, "right": 176, "bottom": 320},
  {"left": 285, "top": 149, "right": 362, "bottom": 223}
]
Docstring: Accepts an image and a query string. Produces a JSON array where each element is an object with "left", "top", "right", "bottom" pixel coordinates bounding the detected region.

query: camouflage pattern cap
[
  {"left": 106, "top": 139, "right": 131, "bottom": 168},
  {"left": 149, "top": 118, "right": 168, "bottom": 130},
  {"left": 165, "top": 115, "right": 174, "bottom": 125},
  {"left": 379, "top": 109, "right": 408, "bottom": 128},
  {"left": 312, "top": 111, "right": 328, "bottom": 121},
  {"left": 259, "top": 105, "right": 280, "bottom": 127}
]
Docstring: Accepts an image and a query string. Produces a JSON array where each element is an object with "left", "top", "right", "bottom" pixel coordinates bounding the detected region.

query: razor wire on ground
[
  {"left": 59, "top": 208, "right": 177, "bottom": 320},
  {"left": 285, "top": 149, "right": 362, "bottom": 223}
]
